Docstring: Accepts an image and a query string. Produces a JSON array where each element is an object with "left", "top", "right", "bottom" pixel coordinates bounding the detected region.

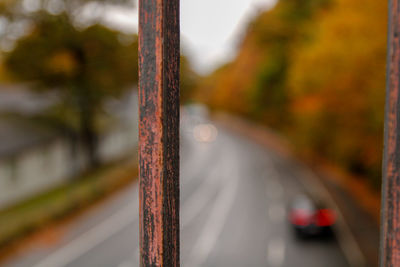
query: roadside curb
[{"left": 213, "top": 112, "right": 369, "bottom": 267}]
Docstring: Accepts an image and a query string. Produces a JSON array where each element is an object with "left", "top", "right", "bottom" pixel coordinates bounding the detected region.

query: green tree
[
  {"left": 5, "top": 12, "right": 138, "bottom": 167},
  {"left": 2, "top": 0, "right": 198, "bottom": 168}
]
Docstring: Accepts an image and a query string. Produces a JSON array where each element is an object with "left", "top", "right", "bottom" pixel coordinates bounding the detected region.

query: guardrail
[{"left": 137, "top": 0, "right": 400, "bottom": 266}]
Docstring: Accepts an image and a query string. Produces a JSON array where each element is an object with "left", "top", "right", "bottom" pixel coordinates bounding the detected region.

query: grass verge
[{"left": 0, "top": 155, "right": 138, "bottom": 250}]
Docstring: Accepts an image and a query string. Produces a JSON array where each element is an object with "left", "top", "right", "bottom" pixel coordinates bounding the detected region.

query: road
[{"left": 3, "top": 115, "right": 349, "bottom": 267}]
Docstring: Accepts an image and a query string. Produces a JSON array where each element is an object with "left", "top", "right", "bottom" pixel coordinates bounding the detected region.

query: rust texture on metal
[
  {"left": 138, "top": 0, "right": 180, "bottom": 266},
  {"left": 381, "top": 0, "right": 400, "bottom": 266}
]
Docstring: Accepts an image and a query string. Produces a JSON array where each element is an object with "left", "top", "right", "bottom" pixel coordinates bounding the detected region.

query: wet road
[{"left": 3, "top": 117, "right": 349, "bottom": 267}]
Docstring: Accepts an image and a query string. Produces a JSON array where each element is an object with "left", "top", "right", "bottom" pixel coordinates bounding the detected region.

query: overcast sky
[{"left": 105, "top": 0, "right": 276, "bottom": 74}]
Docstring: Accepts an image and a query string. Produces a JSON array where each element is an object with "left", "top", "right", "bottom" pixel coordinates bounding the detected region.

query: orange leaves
[
  {"left": 290, "top": 95, "right": 323, "bottom": 115},
  {"left": 194, "top": 0, "right": 388, "bottom": 188}
]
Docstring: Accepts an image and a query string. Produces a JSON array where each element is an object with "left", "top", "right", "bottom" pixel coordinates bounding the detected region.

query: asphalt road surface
[{"left": 3, "top": 115, "right": 349, "bottom": 267}]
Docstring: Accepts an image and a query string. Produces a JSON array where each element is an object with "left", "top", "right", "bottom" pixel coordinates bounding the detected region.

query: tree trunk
[
  {"left": 72, "top": 46, "right": 100, "bottom": 169},
  {"left": 79, "top": 91, "right": 99, "bottom": 169}
]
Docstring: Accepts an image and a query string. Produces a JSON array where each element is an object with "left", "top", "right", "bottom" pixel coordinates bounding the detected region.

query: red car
[{"left": 289, "top": 195, "right": 336, "bottom": 237}]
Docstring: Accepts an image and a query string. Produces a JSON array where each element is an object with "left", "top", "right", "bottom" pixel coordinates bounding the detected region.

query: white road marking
[
  {"left": 265, "top": 164, "right": 286, "bottom": 267},
  {"left": 132, "top": 165, "right": 223, "bottom": 264},
  {"left": 268, "top": 203, "right": 286, "bottom": 224},
  {"left": 181, "top": 167, "right": 220, "bottom": 227},
  {"left": 300, "top": 169, "right": 366, "bottom": 267},
  {"left": 186, "top": 168, "right": 239, "bottom": 267},
  {"left": 30, "top": 135, "right": 247, "bottom": 267},
  {"left": 264, "top": 164, "right": 285, "bottom": 201},
  {"left": 32, "top": 191, "right": 138, "bottom": 267},
  {"left": 267, "top": 238, "right": 285, "bottom": 267},
  {"left": 181, "top": 141, "right": 212, "bottom": 185},
  {"left": 30, "top": 137, "right": 218, "bottom": 267}
]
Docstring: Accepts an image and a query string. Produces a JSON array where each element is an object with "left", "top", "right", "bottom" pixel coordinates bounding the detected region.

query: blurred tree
[
  {"left": 0, "top": 56, "right": 9, "bottom": 81},
  {"left": 1, "top": 0, "right": 198, "bottom": 168},
  {"left": 197, "top": 0, "right": 330, "bottom": 127},
  {"left": 195, "top": 0, "right": 387, "bottom": 189},
  {"left": 287, "top": 0, "right": 387, "bottom": 186},
  {"left": 0, "top": 0, "right": 134, "bottom": 50},
  {"left": 180, "top": 55, "right": 199, "bottom": 103},
  {"left": 4, "top": 13, "right": 138, "bottom": 168}
]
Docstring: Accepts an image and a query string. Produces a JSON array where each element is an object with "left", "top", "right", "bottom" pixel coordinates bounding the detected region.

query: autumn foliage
[{"left": 196, "top": 0, "right": 387, "bottom": 188}]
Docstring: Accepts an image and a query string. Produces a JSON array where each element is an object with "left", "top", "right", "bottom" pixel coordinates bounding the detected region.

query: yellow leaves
[
  {"left": 46, "top": 50, "right": 78, "bottom": 76},
  {"left": 194, "top": 0, "right": 387, "bottom": 186},
  {"left": 285, "top": 0, "right": 387, "bottom": 186}
]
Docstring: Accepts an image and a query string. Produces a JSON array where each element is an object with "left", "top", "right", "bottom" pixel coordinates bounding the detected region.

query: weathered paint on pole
[
  {"left": 138, "top": 0, "right": 180, "bottom": 266},
  {"left": 381, "top": 0, "right": 400, "bottom": 266}
]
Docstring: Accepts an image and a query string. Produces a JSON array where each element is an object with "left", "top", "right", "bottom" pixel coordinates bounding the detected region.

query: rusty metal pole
[
  {"left": 138, "top": 0, "right": 180, "bottom": 266},
  {"left": 381, "top": 0, "right": 400, "bottom": 266}
]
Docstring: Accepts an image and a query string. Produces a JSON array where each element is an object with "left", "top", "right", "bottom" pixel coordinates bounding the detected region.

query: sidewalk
[{"left": 214, "top": 112, "right": 380, "bottom": 267}]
